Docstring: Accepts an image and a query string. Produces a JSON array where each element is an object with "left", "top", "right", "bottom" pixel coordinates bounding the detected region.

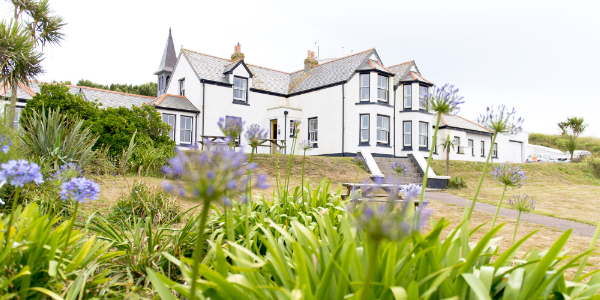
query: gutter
[{"left": 342, "top": 83, "right": 345, "bottom": 157}]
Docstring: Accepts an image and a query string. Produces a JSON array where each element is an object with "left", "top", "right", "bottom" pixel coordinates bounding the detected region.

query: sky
[{"left": 2, "top": 0, "right": 599, "bottom": 136}]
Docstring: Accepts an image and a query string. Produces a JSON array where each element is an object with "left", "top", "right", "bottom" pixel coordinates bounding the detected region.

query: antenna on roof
[{"left": 315, "top": 40, "right": 319, "bottom": 59}]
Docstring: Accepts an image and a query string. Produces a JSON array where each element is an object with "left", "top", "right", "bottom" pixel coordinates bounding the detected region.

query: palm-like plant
[
  {"left": 558, "top": 117, "right": 586, "bottom": 162},
  {"left": 439, "top": 134, "right": 456, "bottom": 176}
]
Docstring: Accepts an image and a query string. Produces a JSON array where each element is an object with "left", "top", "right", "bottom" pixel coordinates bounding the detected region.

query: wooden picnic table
[{"left": 341, "top": 183, "right": 428, "bottom": 207}]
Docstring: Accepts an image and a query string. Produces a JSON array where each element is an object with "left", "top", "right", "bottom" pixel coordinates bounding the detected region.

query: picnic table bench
[{"left": 341, "top": 183, "right": 429, "bottom": 207}]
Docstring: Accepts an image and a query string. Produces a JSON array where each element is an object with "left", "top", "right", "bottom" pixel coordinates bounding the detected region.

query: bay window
[
  {"left": 403, "top": 85, "right": 412, "bottom": 109},
  {"left": 419, "top": 122, "right": 428, "bottom": 148},
  {"left": 419, "top": 86, "right": 428, "bottom": 110},
  {"left": 360, "top": 74, "right": 370, "bottom": 101},
  {"left": 180, "top": 115, "right": 193, "bottom": 144},
  {"left": 376, "top": 115, "right": 390, "bottom": 145},
  {"left": 377, "top": 75, "right": 388, "bottom": 102},
  {"left": 403, "top": 121, "right": 412, "bottom": 147},
  {"left": 162, "top": 113, "right": 176, "bottom": 141},
  {"left": 360, "top": 114, "right": 369, "bottom": 143}
]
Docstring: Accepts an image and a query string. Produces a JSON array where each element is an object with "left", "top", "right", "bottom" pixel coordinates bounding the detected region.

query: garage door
[{"left": 508, "top": 141, "right": 522, "bottom": 163}]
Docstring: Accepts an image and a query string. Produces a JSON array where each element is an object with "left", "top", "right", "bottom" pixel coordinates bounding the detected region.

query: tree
[
  {"left": 76, "top": 79, "right": 158, "bottom": 97},
  {"left": 439, "top": 134, "right": 456, "bottom": 176},
  {"left": 558, "top": 117, "right": 586, "bottom": 162},
  {"left": 1, "top": 0, "right": 65, "bottom": 127}
]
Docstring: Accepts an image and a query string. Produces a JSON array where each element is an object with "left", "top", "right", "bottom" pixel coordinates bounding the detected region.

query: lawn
[{"left": 430, "top": 159, "right": 600, "bottom": 225}]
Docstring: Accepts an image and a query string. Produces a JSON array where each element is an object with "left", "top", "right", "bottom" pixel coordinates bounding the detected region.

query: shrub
[
  {"left": 130, "top": 143, "right": 174, "bottom": 176},
  {"left": 76, "top": 79, "right": 158, "bottom": 97},
  {"left": 447, "top": 176, "right": 467, "bottom": 189},
  {"left": 109, "top": 181, "right": 181, "bottom": 225}
]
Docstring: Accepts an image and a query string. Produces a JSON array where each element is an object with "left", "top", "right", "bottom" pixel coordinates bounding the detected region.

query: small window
[
  {"left": 360, "top": 114, "right": 369, "bottom": 143},
  {"left": 419, "top": 86, "right": 428, "bottom": 110},
  {"left": 481, "top": 141, "right": 485, "bottom": 156},
  {"left": 454, "top": 137, "right": 460, "bottom": 153},
  {"left": 166, "top": 75, "right": 170, "bottom": 88},
  {"left": 13, "top": 106, "right": 23, "bottom": 129},
  {"left": 233, "top": 77, "right": 248, "bottom": 102},
  {"left": 377, "top": 115, "right": 390, "bottom": 144},
  {"left": 179, "top": 79, "right": 185, "bottom": 96},
  {"left": 360, "top": 74, "right": 370, "bottom": 101},
  {"left": 162, "top": 113, "right": 176, "bottom": 141},
  {"left": 377, "top": 75, "right": 388, "bottom": 102},
  {"left": 403, "top": 121, "right": 412, "bottom": 147},
  {"left": 404, "top": 85, "right": 412, "bottom": 109},
  {"left": 419, "top": 122, "right": 428, "bottom": 148},
  {"left": 290, "top": 120, "right": 298, "bottom": 137},
  {"left": 309, "top": 118, "right": 318, "bottom": 147},
  {"left": 468, "top": 139, "right": 474, "bottom": 156},
  {"left": 493, "top": 143, "right": 498, "bottom": 157},
  {"left": 180, "top": 115, "right": 193, "bottom": 144}
]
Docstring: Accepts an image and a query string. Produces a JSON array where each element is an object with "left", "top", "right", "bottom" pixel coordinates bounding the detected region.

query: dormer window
[
  {"left": 403, "top": 85, "right": 412, "bottom": 109},
  {"left": 377, "top": 75, "right": 388, "bottom": 102},
  {"left": 233, "top": 76, "right": 248, "bottom": 102},
  {"left": 360, "top": 74, "right": 370, "bottom": 102},
  {"left": 179, "top": 79, "right": 185, "bottom": 96},
  {"left": 419, "top": 86, "right": 428, "bottom": 110}
]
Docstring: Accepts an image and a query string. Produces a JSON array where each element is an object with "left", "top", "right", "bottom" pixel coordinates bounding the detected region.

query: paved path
[{"left": 425, "top": 192, "right": 597, "bottom": 238}]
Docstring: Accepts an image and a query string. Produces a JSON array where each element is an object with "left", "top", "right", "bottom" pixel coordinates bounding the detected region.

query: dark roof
[
  {"left": 147, "top": 94, "right": 199, "bottom": 112},
  {"left": 388, "top": 61, "right": 414, "bottom": 86},
  {"left": 356, "top": 59, "right": 394, "bottom": 75},
  {"left": 154, "top": 29, "right": 177, "bottom": 75}
]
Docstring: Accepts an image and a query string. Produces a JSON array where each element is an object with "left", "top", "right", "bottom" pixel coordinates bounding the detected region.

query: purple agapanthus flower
[
  {"left": 0, "top": 160, "right": 44, "bottom": 187},
  {"left": 52, "top": 162, "right": 83, "bottom": 183},
  {"left": 491, "top": 164, "right": 527, "bottom": 188},
  {"left": 245, "top": 124, "right": 268, "bottom": 148},
  {"left": 477, "top": 105, "right": 524, "bottom": 135},
  {"left": 218, "top": 117, "right": 245, "bottom": 139},
  {"left": 353, "top": 155, "right": 366, "bottom": 167},
  {"left": 421, "top": 84, "right": 465, "bottom": 114},
  {"left": 509, "top": 194, "right": 536, "bottom": 213},
  {"left": 0, "top": 134, "right": 12, "bottom": 153},
  {"left": 401, "top": 183, "right": 422, "bottom": 201},
  {"left": 298, "top": 139, "right": 312, "bottom": 151},
  {"left": 60, "top": 177, "right": 100, "bottom": 203},
  {"left": 391, "top": 162, "right": 408, "bottom": 174}
]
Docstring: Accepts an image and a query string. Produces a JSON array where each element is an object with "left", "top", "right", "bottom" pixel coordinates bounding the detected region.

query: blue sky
[{"left": 2, "top": 0, "right": 598, "bottom": 136}]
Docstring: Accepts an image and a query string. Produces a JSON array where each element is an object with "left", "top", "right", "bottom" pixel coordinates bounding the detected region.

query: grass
[
  {"left": 530, "top": 133, "right": 600, "bottom": 154},
  {"left": 430, "top": 159, "right": 600, "bottom": 225}
]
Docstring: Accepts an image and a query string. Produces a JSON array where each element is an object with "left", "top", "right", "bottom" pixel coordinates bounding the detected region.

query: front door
[{"left": 270, "top": 119, "right": 277, "bottom": 154}]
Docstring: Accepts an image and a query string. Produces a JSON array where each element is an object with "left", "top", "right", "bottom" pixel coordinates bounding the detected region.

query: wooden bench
[{"left": 340, "top": 183, "right": 429, "bottom": 207}]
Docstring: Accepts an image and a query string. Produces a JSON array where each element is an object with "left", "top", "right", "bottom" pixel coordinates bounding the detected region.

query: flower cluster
[
  {"left": 52, "top": 162, "right": 83, "bottom": 183},
  {"left": 477, "top": 105, "right": 524, "bottom": 135},
  {"left": 491, "top": 164, "right": 527, "bottom": 188},
  {"left": 421, "top": 84, "right": 465, "bottom": 114},
  {"left": 162, "top": 146, "right": 269, "bottom": 205},
  {"left": 298, "top": 139, "right": 312, "bottom": 151},
  {"left": 0, "top": 160, "right": 44, "bottom": 187},
  {"left": 509, "top": 194, "right": 536, "bottom": 213},
  {"left": 218, "top": 117, "right": 244, "bottom": 139},
  {"left": 353, "top": 155, "right": 366, "bottom": 167},
  {"left": 401, "top": 183, "right": 422, "bottom": 200},
  {"left": 245, "top": 124, "right": 268, "bottom": 148},
  {"left": 60, "top": 177, "right": 100, "bottom": 203},
  {"left": 0, "top": 134, "right": 12, "bottom": 153},
  {"left": 391, "top": 162, "right": 408, "bottom": 174}
]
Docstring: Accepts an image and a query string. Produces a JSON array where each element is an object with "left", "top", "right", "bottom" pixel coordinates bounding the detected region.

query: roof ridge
[
  {"left": 183, "top": 48, "right": 292, "bottom": 74},
  {"left": 387, "top": 60, "right": 414, "bottom": 68},
  {"left": 245, "top": 63, "right": 291, "bottom": 74},
  {"left": 154, "top": 94, "right": 168, "bottom": 105},
  {"left": 451, "top": 114, "right": 491, "bottom": 132},
  {"left": 375, "top": 61, "right": 395, "bottom": 74},
  {"left": 183, "top": 48, "right": 233, "bottom": 63},
  {"left": 17, "top": 82, "right": 36, "bottom": 96},
  {"left": 66, "top": 84, "right": 156, "bottom": 99},
  {"left": 288, "top": 48, "right": 375, "bottom": 74}
]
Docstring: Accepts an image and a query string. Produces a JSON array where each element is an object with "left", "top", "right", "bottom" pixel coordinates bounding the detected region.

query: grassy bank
[
  {"left": 430, "top": 159, "right": 600, "bottom": 225},
  {"left": 530, "top": 133, "right": 600, "bottom": 154}
]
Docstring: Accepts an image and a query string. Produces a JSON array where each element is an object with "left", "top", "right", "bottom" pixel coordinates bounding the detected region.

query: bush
[
  {"left": 109, "top": 181, "right": 181, "bottom": 225},
  {"left": 76, "top": 79, "right": 158, "bottom": 97},
  {"left": 447, "top": 176, "right": 467, "bottom": 189},
  {"left": 130, "top": 143, "right": 174, "bottom": 176}
]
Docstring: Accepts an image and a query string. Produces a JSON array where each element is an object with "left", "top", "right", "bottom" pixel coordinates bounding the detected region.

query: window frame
[
  {"left": 403, "top": 85, "right": 412, "bottom": 109},
  {"left": 360, "top": 73, "right": 370, "bottom": 102},
  {"left": 419, "top": 85, "right": 428, "bottom": 110},
  {"left": 359, "top": 114, "right": 370, "bottom": 144},
  {"left": 180, "top": 115, "right": 193, "bottom": 144},
  {"left": 308, "top": 117, "right": 318, "bottom": 147},
  {"left": 454, "top": 136, "right": 461, "bottom": 154},
  {"left": 418, "top": 121, "right": 428, "bottom": 149},
  {"left": 162, "top": 113, "right": 176, "bottom": 141},
  {"left": 377, "top": 75, "right": 388, "bottom": 102},
  {"left": 493, "top": 143, "right": 498, "bottom": 158},
  {"left": 289, "top": 120, "right": 298, "bottom": 138},
  {"left": 179, "top": 78, "right": 185, "bottom": 96},
  {"left": 233, "top": 76, "right": 248, "bottom": 103},
  {"left": 403, "top": 121, "right": 412, "bottom": 148},
  {"left": 468, "top": 139, "right": 474, "bottom": 156},
  {"left": 481, "top": 141, "right": 485, "bottom": 157},
  {"left": 376, "top": 115, "right": 390, "bottom": 145}
]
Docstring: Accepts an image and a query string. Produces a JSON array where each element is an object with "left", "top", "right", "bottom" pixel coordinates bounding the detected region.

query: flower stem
[
  {"left": 466, "top": 132, "right": 498, "bottom": 219},
  {"left": 491, "top": 185, "right": 507, "bottom": 229},
  {"left": 301, "top": 150, "right": 306, "bottom": 206},
  {"left": 189, "top": 203, "right": 210, "bottom": 300},
  {"left": 360, "top": 238, "right": 379, "bottom": 300},
  {"left": 513, "top": 210, "right": 522, "bottom": 245},
  {"left": 418, "top": 112, "right": 442, "bottom": 207},
  {"left": 245, "top": 148, "right": 255, "bottom": 249},
  {"left": 4, "top": 186, "right": 21, "bottom": 245},
  {"left": 58, "top": 200, "right": 79, "bottom": 268}
]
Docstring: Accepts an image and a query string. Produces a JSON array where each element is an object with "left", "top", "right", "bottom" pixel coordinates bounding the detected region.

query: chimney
[
  {"left": 304, "top": 50, "right": 318, "bottom": 71},
  {"left": 231, "top": 42, "right": 245, "bottom": 61}
]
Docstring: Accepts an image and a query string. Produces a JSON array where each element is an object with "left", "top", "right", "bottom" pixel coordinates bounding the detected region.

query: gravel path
[{"left": 425, "top": 192, "right": 598, "bottom": 238}]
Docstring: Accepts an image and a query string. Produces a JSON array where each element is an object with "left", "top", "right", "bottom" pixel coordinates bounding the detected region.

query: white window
[
  {"left": 377, "top": 75, "right": 388, "bottom": 102},
  {"left": 481, "top": 141, "right": 485, "bottom": 156},
  {"left": 403, "top": 121, "right": 412, "bottom": 147},
  {"left": 290, "top": 120, "right": 297, "bottom": 137},
  {"left": 308, "top": 118, "right": 318, "bottom": 146},
  {"left": 360, "top": 114, "right": 369, "bottom": 143},
  {"left": 233, "top": 77, "right": 248, "bottom": 102},
  {"left": 13, "top": 106, "right": 23, "bottom": 128},
  {"left": 493, "top": 143, "right": 498, "bottom": 157},
  {"left": 404, "top": 85, "right": 412, "bottom": 109},
  {"left": 377, "top": 115, "right": 390, "bottom": 144},
  {"left": 180, "top": 116, "right": 193, "bottom": 144},
  {"left": 468, "top": 139, "right": 474, "bottom": 156},
  {"left": 419, "top": 86, "right": 428, "bottom": 110},
  {"left": 162, "top": 113, "right": 176, "bottom": 141},
  {"left": 454, "top": 137, "right": 460, "bottom": 153},
  {"left": 419, "top": 122, "right": 428, "bottom": 148},
  {"left": 179, "top": 79, "right": 185, "bottom": 96},
  {"left": 360, "top": 74, "right": 370, "bottom": 101}
]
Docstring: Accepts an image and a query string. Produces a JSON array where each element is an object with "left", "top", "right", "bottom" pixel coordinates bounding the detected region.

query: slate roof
[
  {"left": 438, "top": 113, "right": 491, "bottom": 133},
  {"left": 388, "top": 61, "right": 414, "bottom": 86},
  {"left": 146, "top": 94, "right": 199, "bottom": 112},
  {"left": 356, "top": 59, "right": 394, "bottom": 75},
  {"left": 154, "top": 29, "right": 177, "bottom": 74}
]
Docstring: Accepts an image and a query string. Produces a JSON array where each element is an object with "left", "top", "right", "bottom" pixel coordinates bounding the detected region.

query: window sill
[
  {"left": 398, "top": 109, "right": 433, "bottom": 115},
  {"left": 376, "top": 143, "right": 391, "bottom": 148},
  {"left": 232, "top": 100, "right": 249, "bottom": 106},
  {"left": 356, "top": 102, "right": 394, "bottom": 108},
  {"left": 419, "top": 147, "right": 429, "bottom": 152},
  {"left": 377, "top": 100, "right": 389, "bottom": 104},
  {"left": 402, "top": 147, "right": 413, "bottom": 151},
  {"left": 310, "top": 144, "right": 318, "bottom": 148},
  {"left": 480, "top": 155, "right": 486, "bottom": 158},
  {"left": 358, "top": 142, "right": 371, "bottom": 146}
]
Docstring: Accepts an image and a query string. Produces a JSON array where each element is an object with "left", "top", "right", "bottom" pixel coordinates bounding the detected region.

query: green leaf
[{"left": 461, "top": 274, "right": 492, "bottom": 300}]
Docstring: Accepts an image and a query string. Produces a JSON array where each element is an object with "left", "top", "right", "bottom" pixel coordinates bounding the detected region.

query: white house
[{"left": 157, "top": 30, "right": 528, "bottom": 162}]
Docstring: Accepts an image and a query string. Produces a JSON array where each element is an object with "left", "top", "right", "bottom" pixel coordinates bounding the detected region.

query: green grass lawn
[{"left": 430, "top": 159, "right": 600, "bottom": 225}]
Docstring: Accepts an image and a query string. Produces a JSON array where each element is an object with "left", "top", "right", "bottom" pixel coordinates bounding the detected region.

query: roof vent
[
  {"left": 231, "top": 43, "right": 245, "bottom": 61},
  {"left": 304, "top": 50, "right": 318, "bottom": 71}
]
